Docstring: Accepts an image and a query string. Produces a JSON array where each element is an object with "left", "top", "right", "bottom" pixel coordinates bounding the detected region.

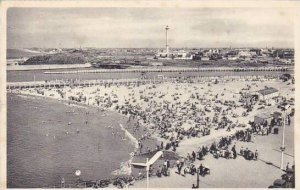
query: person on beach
[
  {"left": 254, "top": 150, "right": 259, "bottom": 160},
  {"left": 156, "top": 166, "right": 162, "bottom": 177},
  {"left": 138, "top": 172, "right": 143, "bottom": 180},
  {"left": 286, "top": 162, "right": 290, "bottom": 171},
  {"left": 156, "top": 144, "right": 160, "bottom": 151},
  {"left": 163, "top": 160, "right": 168, "bottom": 170},
  {"left": 176, "top": 160, "right": 181, "bottom": 175},
  {"left": 231, "top": 145, "right": 237, "bottom": 159},
  {"left": 240, "top": 146, "right": 244, "bottom": 156},
  {"left": 187, "top": 153, "right": 191, "bottom": 162},
  {"left": 199, "top": 163, "right": 204, "bottom": 176},
  {"left": 167, "top": 159, "right": 170, "bottom": 169},
  {"left": 61, "top": 177, "right": 65, "bottom": 188},
  {"left": 192, "top": 151, "right": 196, "bottom": 162}
]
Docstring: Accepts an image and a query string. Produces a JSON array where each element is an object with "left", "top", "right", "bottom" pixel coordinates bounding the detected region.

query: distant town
[{"left": 7, "top": 47, "right": 294, "bottom": 70}]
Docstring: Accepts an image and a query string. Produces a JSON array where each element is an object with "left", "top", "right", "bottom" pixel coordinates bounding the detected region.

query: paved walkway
[{"left": 133, "top": 119, "right": 294, "bottom": 188}]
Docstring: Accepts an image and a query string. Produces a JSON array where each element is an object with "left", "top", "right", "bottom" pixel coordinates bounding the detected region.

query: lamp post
[
  {"left": 131, "top": 151, "right": 162, "bottom": 189},
  {"left": 192, "top": 168, "right": 200, "bottom": 188},
  {"left": 279, "top": 103, "right": 290, "bottom": 170}
]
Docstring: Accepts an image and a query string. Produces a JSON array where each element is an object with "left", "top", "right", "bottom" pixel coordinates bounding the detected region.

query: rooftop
[{"left": 257, "top": 87, "right": 279, "bottom": 96}]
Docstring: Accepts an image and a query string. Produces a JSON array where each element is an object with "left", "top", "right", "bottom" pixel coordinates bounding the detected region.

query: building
[
  {"left": 255, "top": 87, "right": 279, "bottom": 100},
  {"left": 192, "top": 52, "right": 202, "bottom": 60},
  {"left": 238, "top": 50, "right": 253, "bottom": 58},
  {"left": 173, "top": 50, "right": 193, "bottom": 60},
  {"left": 279, "top": 50, "right": 294, "bottom": 59}
]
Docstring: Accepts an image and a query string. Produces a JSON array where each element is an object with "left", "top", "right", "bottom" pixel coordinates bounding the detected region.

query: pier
[{"left": 43, "top": 67, "right": 290, "bottom": 75}]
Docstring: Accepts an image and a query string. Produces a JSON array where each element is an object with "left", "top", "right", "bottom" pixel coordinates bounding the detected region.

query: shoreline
[
  {"left": 119, "top": 123, "right": 139, "bottom": 150},
  {"left": 110, "top": 124, "right": 139, "bottom": 177}
]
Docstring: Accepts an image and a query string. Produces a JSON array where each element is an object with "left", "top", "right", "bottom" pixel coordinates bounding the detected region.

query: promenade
[{"left": 133, "top": 119, "right": 294, "bottom": 188}]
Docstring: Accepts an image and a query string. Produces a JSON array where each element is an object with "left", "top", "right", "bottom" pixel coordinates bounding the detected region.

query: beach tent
[
  {"left": 255, "top": 87, "right": 279, "bottom": 100},
  {"left": 254, "top": 113, "right": 272, "bottom": 125},
  {"left": 131, "top": 151, "right": 163, "bottom": 168}
]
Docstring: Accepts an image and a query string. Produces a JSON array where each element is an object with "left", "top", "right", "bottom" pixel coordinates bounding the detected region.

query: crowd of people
[{"left": 180, "top": 128, "right": 260, "bottom": 164}]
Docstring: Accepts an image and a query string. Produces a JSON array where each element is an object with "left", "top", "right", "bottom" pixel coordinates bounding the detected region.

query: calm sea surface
[{"left": 7, "top": 94, "right": 134, "bottom": 188}]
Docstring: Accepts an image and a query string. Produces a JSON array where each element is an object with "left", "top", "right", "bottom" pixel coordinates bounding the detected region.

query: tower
[{"left": 165, "top": 25, "right": 170, "bottom": 56}]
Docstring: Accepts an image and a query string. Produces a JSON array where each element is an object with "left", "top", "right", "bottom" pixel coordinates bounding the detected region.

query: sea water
[{"left": 7, "top": 94, "right": 134, "bottom": 188}]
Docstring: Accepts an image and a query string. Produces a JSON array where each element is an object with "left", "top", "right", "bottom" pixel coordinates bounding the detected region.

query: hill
[{"left": 22, "top": 53, "right": 87, "bottom": 65}]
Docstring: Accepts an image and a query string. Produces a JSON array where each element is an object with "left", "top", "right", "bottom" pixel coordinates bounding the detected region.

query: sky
[{"left": 7, "top": 7, "right": 295, "bottom": 49}]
